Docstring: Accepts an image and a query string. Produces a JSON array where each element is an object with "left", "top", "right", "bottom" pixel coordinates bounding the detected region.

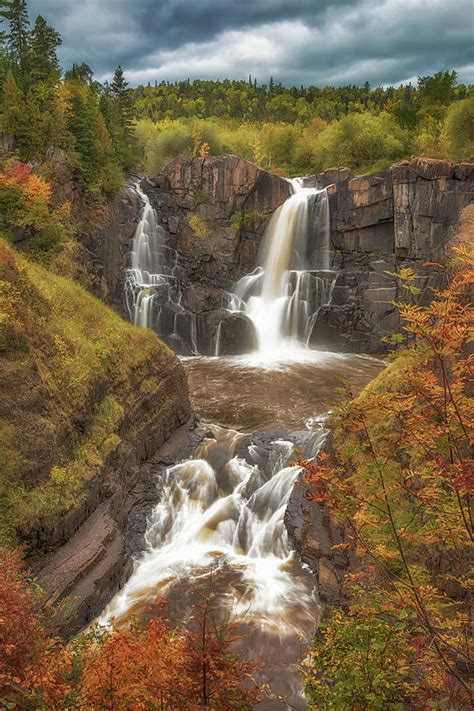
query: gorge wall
[
  {"left": 0, "top": 239, "right": 192, "bottom": 635},
  {"left": 309, "top": 158, "right": 474, "bottom": 351},
  {"left": 133, "top": 155, "right": 471, "bottom": 354}
]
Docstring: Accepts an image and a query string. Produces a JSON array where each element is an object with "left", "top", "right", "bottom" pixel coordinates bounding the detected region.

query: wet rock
[
  {"left": 285, "top": 475, "right": 348, "bottom": 605},
  {"left": 211, "top": 309, "right": 258, "bottom": 356}
]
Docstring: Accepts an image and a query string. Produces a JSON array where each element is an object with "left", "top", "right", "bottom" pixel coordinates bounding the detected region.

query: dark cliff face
[
  {"left": 146, "top": 155, "right": 290, "bottom": 295},
  {"left": 78, "top": 180, "right": 142, "bottom": 314},
  {"left": 310, "top": 158, "right": 474, "bottom": 352},
  {"left": 86, "top": 155, "right": 473, "bottom": 356}
]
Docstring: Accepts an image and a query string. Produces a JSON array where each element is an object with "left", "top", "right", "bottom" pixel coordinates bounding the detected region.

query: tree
[
  {"left": 418, "top": 70, "right": 458, "bottom": 108},
  {"left": 444, "top": 96, "right": 474, "bottom": 160},
  {"left": 0, "top": 547, "right": 72, "bottom": 707},
  {"left": 0, "top": 68, "right": 28, "bottom": 146},
  {"left": 299, "top": 227, "right": 473, "bottom": 706},
  {"left": 6, "top": 0, "right": 29, "bottom": 82},
  {"left": 107, "top": 64, "right": 134, "bottom": 169},
  {"left": 29, "top": 14, "right": 61, "bottom": 85},
  {"left": 0, "top": 0, "right": 11, "bottom": 47},
  {"left": 64, "top": 61, "right": 93, "bottom": 85}
]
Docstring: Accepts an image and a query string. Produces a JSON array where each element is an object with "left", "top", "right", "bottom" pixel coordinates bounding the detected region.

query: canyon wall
[
  {"left": 141, "top": 155, "right": 291, "bottom": 353},
  {"left": 1, "top": 240, "right": 192, "bottom": 635},
  {"left": 76, "top": 155, "right": 473, "bottom": 355},
  {"left": 309, "top": 158, "right": 474, "bottom": 351}
]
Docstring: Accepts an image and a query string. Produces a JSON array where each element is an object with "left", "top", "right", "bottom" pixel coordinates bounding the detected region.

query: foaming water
[
  {"left": 220, "top": 178, "right": 335, "bottom": 355},
  {"left": 102, "top": 426, "right": 321, "bottom": 627},
  {"left": 100, "top": 352, "right": 384, "bottom": 707},
  {"left": 101, "top": 424, "right": 325, "bottom": 707}
]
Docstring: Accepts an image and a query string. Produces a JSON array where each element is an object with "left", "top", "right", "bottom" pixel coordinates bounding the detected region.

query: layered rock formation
[
  {"left": 78, "top": 155, "right": 473, "bottom": 355},
  {"left": 0, "top": 240, "right": 192, "bottom": 634},
  {"left": 310, "top": 158, "right": 474, "bottom": 351},
  {"left": 136, "top": 155, "right": 472, "bottom": 354}
]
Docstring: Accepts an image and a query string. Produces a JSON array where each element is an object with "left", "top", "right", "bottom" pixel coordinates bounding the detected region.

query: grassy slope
[{"left": 0, "top": 239, "right": 173, "bottom": 546}]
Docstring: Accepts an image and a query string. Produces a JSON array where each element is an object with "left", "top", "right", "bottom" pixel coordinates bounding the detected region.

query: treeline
[
  {"left": 133, "top": 72, "right": 474, "bottom": 176},
  {"left": 131, "top": 73, "right": 471, "bottom": 125},
  {"left": 0, "top": 0, "right": 133, "bottom": 197}
]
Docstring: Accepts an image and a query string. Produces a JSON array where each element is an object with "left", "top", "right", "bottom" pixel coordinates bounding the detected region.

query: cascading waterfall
[
  {"left": 102, "top": 425, "right": 324, "bottom": 628},
  {"left": 125, "top": 184, "right": 204, "bottom": 353},
  {"left": 221, "top": 179, "right": 336, "bottom": 355},
  {"left": 125, "top": 184, "right": 181, "bottom": 329}
]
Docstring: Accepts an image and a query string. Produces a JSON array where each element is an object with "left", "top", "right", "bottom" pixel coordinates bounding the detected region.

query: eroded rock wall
[{"left": 310, "top": 158, "right": 474, "bottom": 352}]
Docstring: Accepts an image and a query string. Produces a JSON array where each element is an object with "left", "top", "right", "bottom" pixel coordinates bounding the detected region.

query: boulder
[{"left": 211, "top": 310, "right": 258, "bottom": 356}]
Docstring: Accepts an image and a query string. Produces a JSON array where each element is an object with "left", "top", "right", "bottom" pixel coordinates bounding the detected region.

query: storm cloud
[{"left": 27, "top": 0, "right": 474, "bottom": 87}]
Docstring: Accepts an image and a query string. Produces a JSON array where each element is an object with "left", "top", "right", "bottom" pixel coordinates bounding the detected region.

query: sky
[{"left": 28, "top": 0, "right": 474, "bottom": 88}]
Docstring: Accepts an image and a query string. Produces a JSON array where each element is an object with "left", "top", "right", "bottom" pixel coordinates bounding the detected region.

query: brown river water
[{"left": 100, "top": 350, "right": 384, "bottom": 709}]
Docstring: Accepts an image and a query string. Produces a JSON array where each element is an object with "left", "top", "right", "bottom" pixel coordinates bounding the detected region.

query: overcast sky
[{"left": 28, "top": 0, "right": 474, "bottom": 87}]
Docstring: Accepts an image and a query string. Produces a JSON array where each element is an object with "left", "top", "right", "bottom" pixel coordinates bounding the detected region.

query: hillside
[{"left": 0, "top": 238, "right": 191, "bottom": 618}]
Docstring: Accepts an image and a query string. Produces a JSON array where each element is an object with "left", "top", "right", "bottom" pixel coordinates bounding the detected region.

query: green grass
[{"left": 0, "top": 239, "right": 171, "bottom": 546}]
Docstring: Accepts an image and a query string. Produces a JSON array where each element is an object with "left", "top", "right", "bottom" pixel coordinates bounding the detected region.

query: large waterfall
[{"left": 221, "top": 179, "right": 335, "bottom": 355}]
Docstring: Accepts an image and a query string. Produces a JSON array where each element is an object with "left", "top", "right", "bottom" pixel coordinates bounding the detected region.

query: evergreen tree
[
  {"left": 64, "top": 62, "right": 93, "bottom": 85},
  {"left": 7, "top": 0, "right": 29, "bottom": 81},
  {"left": 29, "top": 14, "right": 61, "bottom": 85},
  {"left": 1, "top": 68, "right": 28, "bottom": 145},
  {"left": 0, "top": 1, "right": 12, "bottom": 47},
  {"left": 108, "top": 65, "right": 134, "bottom": 169}
]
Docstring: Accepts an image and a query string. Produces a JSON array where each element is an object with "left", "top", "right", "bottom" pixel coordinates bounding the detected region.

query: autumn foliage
[
  {"left": 300, "top": 228, "right": 473, "bottom": 708},
  {"left": 0, "top": 160, "right": 70, "bottom": 261},
  {"left": 0, "top": 553, "right": 263, "bottom": 710}
]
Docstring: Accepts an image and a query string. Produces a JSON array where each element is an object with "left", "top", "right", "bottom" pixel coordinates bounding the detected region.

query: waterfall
[
  {"left": 222, "top": 179, "right": 335, "bottom": 355},
  {"left": 125, "top": 183, "right": 205, "bottom": 354},
  {"left": 101, "top": 425, "right": 324, "bottom": 634}
]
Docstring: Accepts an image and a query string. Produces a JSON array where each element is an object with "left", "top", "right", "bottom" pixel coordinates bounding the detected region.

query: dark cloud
[{"left": 26, "top": 0, "right": 474, "bottom": 86}]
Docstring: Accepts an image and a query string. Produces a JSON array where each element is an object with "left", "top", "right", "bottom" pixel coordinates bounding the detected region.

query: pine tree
[
  {"left": 111, "top": 64, "right": 127, "bottom": 96},
  {"left": 108, "top": 65, "right": 134, "bottom": 169},
  {"left": 7, "top": 0, "right": 29, "bottom": 81},
  {"left": 29, "top": 14, "right": 61, "bottom": 85},
  {"left": 1, "top": 68, "right": 28, "bottom": 148},
  {"left": 0, "top": 1, "right": 12, "bottom": 48}
]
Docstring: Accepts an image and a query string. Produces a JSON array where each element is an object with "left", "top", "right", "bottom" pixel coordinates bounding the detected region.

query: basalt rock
[
  {"left": 211, "top": 309, "right": 258, "bottom": 356},
  {"left": 144, "top": 154, "right": 290, "bottom": 289},
  {"left": 309, "top": 158, "right": 474, "bottom": 353},
  {"left": 78, "top": 180, "right": 142, "bottom": 313},
  {"left": 84, "top": 155, "right": 473, "bottom": 356},
  {"left": 136, "top": 155, "right": 290, "bottom": 354}
]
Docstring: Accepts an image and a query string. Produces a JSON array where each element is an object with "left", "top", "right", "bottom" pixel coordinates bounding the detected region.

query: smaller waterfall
[
  {"left": 125, "top": 184, "right": 202, "bottom": 354},
  {"left": 221, "top": 179, "right": 336, "bottom": 355},
  {"left": 101, "top": 425, "right": 325, "bottom": 633}
]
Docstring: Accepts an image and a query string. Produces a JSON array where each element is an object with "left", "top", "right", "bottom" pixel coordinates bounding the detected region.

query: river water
[
  {"left": 108, "top": 177, "right": 384, "bottom": 707},
  {"left": 101, "top": 351, "right": 383, "bottom": 708}
]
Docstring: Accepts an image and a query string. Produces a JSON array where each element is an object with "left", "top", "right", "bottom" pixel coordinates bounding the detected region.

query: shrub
[{"left": 311, "top": 112, "right": 412, "bottom": 173}]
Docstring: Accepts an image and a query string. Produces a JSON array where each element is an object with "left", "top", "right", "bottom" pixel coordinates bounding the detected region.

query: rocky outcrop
[
  {"left": 34, "top": 418, "right": 199, "bottom": 637},
  {"left": 309, "top": 158, "right": 474, "bottom": 352},
  {"left": 285, "top": 476, "right": 348, "bottom": 606},
  {"left": 27, "top": 348, "right": 192, "bottom": 635},
  {"left": 78, "top": 181, "right": 142, "bottom": 312}
]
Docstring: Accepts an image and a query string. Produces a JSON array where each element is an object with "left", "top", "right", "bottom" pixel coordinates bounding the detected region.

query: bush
[
  {"left": 444, "top": 97, "right": 474, "bottom": 160},
  {"left": 311, "top": 112, "right": 413, "bottom": 173}
]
